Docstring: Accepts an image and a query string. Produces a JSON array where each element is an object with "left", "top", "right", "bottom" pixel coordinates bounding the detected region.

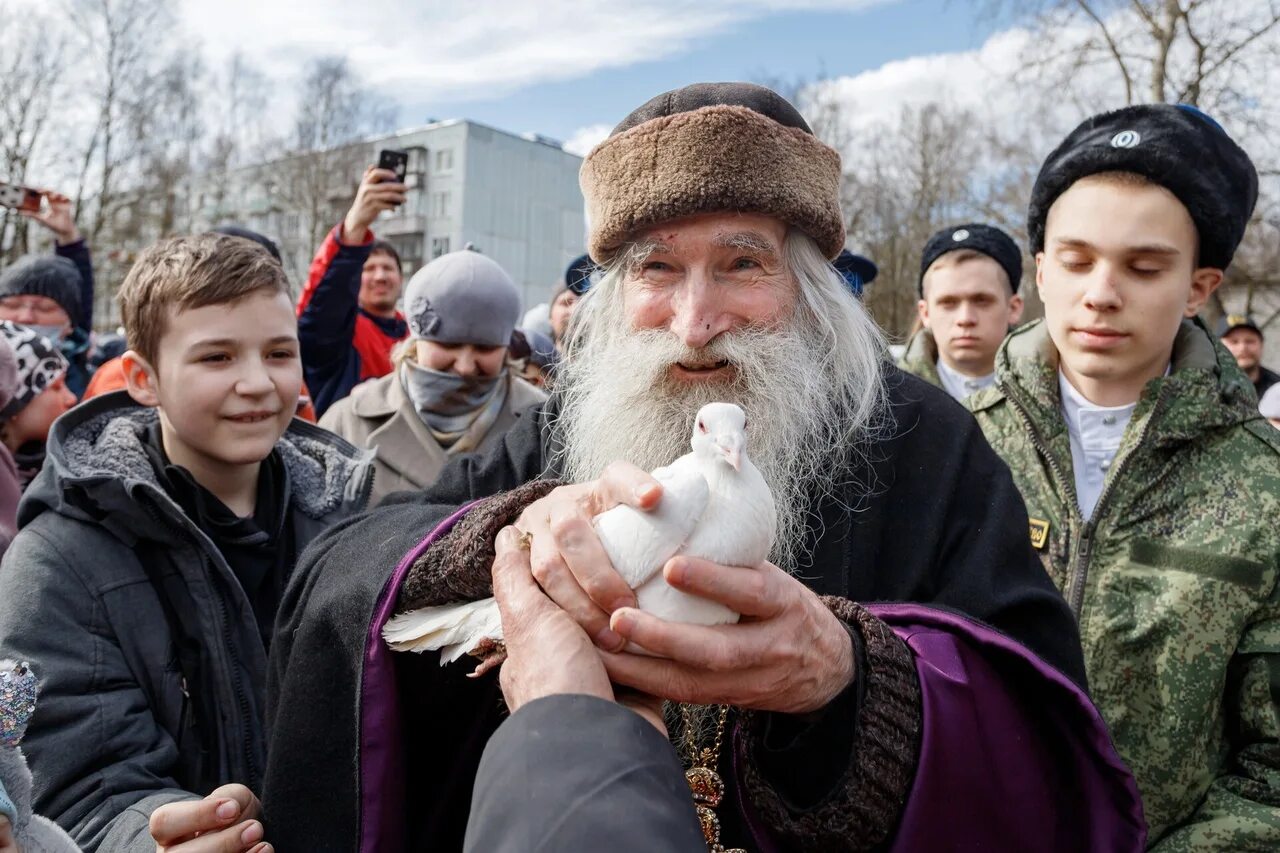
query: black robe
[{"left": 263, "top": 369, "right": 1141, "bottom": 851}]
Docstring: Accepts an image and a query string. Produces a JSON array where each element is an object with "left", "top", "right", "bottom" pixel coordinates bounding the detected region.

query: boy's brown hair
[{"left": 118, "top": 233, "right": 290, "bottom": 364}]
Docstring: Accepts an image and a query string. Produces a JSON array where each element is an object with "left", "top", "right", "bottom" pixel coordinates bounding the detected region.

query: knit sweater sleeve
[{"left": 737, "top": 598, "right": 921, "bottom": 852}]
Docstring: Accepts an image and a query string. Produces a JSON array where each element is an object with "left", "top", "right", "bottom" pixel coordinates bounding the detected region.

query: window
[
  {"left": 434, "top": 148, "right": 454, "bottom": 172},
  {"left": 433, "top": 191, "right": 452, "bottom": 218},
  {"left": 431, "top": 237, "right": 450, "bottom": 258}
]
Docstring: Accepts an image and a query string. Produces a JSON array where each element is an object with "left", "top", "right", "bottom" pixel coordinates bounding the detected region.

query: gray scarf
[{"left": 399, "top": 361, "right": 509, "bottom": 452}]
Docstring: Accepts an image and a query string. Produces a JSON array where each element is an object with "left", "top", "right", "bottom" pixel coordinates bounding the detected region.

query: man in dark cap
[
  {"left": 900, "top": 223, "right": 1024, "bottom": 401},
  {"left": 263, "top": 83, "right": 1142, "bottom": 852},
  {"left": 1218, "top": 313, "right": 1278, "bottom": 400},
  {"left": 971, "top": 104, "right": 1280, "bottom": 848}
]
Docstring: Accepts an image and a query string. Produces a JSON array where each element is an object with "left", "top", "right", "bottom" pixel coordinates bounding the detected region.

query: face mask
[
  {"left": 21, "top": 323, "right": 66, "bottom": 343},
  {"left": 400, "top": 360, "right": 502, "bottom": 421}
]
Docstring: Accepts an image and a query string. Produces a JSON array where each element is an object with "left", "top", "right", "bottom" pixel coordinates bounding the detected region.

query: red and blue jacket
[{"left": 296, "top": 224, "right": 408, "bottom": 417}]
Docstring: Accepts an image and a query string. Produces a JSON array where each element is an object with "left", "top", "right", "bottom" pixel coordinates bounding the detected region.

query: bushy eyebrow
[
  {"left": 620, "top": 239, "right": 672, "bottom": 270},
  {"left": 712, "top": 231, "right": 779, "bottom": 259}
]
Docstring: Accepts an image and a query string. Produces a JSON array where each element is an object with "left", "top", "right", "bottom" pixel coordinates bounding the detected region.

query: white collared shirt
[
  {"left": 1058, "top": 372, "right": 1138, "bottom": 521},
  {"left": 936, "top": 359, "right": 996, "bottom": 403}
]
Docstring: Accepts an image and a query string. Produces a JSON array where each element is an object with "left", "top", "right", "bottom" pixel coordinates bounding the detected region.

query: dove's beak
[{"left": 715, "top": 434, "right": 743, "bottom": 471}]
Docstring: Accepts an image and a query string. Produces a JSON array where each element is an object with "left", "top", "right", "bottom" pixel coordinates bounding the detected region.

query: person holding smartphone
[
  {"left": 296, "top": 162, "right": 410, "bottom": 417},
  {"left": 0, "top": 190, "right": 96, "bottom": 398}
]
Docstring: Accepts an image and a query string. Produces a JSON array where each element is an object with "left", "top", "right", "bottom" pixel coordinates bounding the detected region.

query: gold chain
[{"left": 680, "top": 704, "right": 744, "bottom": 853}]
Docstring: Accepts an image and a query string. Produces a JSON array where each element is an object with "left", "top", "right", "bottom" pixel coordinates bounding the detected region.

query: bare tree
[
  {"left": 67, "top": 0, "right": 173, "bottom": 248},
  {"left": 272, "top": 56, "right": 398, "bottom": 281},
  {"left": 843, "top": 103, "right": 990, "bottom": 338},
  {"left": 982, "top": 0, "right": 1280, "bottom": 113},
  {"left": 0, "top": 3, "right": 67, "bottom": 264}
]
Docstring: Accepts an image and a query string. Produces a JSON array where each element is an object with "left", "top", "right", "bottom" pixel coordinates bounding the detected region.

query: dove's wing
[
  {"left": 383, "top": 597, "right": 502, "bottom": 663},
  {"left": 594, "top": 463, "right": 710, "bottom": 590}
]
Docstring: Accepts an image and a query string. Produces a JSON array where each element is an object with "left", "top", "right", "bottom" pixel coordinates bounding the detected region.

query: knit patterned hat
[
  {"left": 580, "top": 82, "right": 845, "bottom": 263},
  {"left": 0, "top": 321, "right": 68, "bottom": 419}
]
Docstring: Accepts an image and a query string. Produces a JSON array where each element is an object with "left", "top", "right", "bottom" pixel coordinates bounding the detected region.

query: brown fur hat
[{"left": 580, "top": 82, "right": 845, "bottom": 263}]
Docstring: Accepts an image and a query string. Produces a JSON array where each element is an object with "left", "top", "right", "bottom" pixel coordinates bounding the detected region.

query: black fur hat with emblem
[
  {"left": 919, "top": 223, "right": 1022, "bottom": 296},
  {"left": 1028, "top": 103, "right": 1258, "bottom": 270}
]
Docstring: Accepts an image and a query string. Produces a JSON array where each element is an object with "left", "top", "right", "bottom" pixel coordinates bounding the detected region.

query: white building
[
  {"left": 355, "top": 120, "right": 587, "bottom": 313},
  {"left": 96, "top": 119, "right": 587, "bottom": 328}
]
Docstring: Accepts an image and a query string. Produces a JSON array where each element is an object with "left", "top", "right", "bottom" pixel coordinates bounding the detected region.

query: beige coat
[{"left": 320, "top": 371, "right": 547, "bottom": 504}]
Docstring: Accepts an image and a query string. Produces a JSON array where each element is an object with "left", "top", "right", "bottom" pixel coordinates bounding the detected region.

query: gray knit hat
[
  {"left": 0, "top": 256, "right": 82, "bottom": 325},
  {"left": 404, "top": 251, "right": 522, "bottom": 347}
]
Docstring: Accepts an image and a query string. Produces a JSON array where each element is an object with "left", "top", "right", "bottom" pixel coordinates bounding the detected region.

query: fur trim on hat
[{"left": 580, "top": 105, "right": 845, "bottom": 263}]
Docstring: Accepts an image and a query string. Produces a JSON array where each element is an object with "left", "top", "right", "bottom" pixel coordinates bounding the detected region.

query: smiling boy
[
  {"left": 970, "top": 105, "right": 1280, "bottom": 847},
  {"left": 0, "top": 234, "right": 374, "bottom": 852}
]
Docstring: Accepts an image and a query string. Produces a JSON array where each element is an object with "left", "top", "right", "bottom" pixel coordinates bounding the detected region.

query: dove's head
[{"left": 691, "top": 402, "right": 747, "bottom": 471}]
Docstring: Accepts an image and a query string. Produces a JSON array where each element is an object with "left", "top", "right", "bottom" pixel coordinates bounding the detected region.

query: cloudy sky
[{"left": 174, "top": 0, "right": 1016, "bottom": 153}]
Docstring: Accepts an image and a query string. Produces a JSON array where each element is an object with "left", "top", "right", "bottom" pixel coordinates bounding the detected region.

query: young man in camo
[{"left": 970, "top": 104, "right": 1280, "bottom": 848}]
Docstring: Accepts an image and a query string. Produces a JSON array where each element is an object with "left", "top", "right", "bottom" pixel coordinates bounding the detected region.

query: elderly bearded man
[{"left": 263, "top": 84, "right": 1144, "bottom": 852}]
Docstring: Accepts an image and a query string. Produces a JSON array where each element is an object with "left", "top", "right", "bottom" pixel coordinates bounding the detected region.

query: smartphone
[
  {"left": 0, "top": 183, "right": 41, "bottom": 213},
  {"left": 377, "top": 149, "right": 409, "bottom": 183}
]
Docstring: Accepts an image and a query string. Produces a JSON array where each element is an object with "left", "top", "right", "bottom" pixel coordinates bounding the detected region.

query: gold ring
[{"left": 517, "top": 530, "right": 533, "bottom": 551}]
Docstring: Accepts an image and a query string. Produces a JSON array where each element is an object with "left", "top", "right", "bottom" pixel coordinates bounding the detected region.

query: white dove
[{"left": 383, "top": 402, "right": 777, "bottom": 663}]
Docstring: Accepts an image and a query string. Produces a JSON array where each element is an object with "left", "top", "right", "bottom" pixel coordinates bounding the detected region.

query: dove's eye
[{"left": 697, "top": 420, "right": 707, "bottom": 433}]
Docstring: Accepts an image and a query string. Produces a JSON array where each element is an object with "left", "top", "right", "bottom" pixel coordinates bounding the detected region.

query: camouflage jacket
[
  {"left": 897, "top": 329, "right": 942, "bottom": 388},
  {"left": 969, "top": 318, "right": 1280, "bottom": 849}
]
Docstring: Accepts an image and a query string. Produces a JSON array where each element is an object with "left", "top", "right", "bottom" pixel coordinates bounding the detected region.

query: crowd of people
[{"left": 0, "top": 79, "right": 1275, "bottom": 853}]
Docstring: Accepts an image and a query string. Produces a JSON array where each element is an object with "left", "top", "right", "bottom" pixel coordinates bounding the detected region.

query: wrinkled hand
[
  {"left": 514, "top": 461, "right": 663, "bottom": 651},
  {"left": 149, "top": 784, "right": 270, "bottom": 853},
  {"left": 493, "top": 526, "right": 664, "bottom": 733},
  {"left": 602, "top": 556, "right": 856, "bottom": 715},
  {"left": 0, "top": 814, "right": 15, "bottom": 853},
  {"left": 341, "top": 166, "right": 406, "bottom": 244},
  {"left": 20, "top": 190, "right": 79, "bottom": 245}
]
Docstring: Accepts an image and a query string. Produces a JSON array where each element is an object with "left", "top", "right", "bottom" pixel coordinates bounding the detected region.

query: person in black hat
[
  {"left": 1218, "top": 313, "right": 1278, "bottom": 399},
  {"left": 900, "top": 223, "right": 1024, "bottom": 401},
  {"left": 971, "top": 102, "right": 1280, "bottom": 848}
]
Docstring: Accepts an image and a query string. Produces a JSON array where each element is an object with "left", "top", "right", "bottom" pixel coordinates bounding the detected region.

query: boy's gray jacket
[{"left": 0, "top": 392, "right": 375, "bottom": 852}]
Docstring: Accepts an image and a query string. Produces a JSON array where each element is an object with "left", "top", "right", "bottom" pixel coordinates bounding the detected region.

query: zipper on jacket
[
  {"left": 177, "top": 676, "right": 191, "bottom": 752},
  {"left": 1004, "top": 379, "right": 1171, "bottom": 619},
  {"left": 141, "top": 496, "right": 263, "bottom": 790},
  {"left": 1064, "top": 383, "right": 1170, "bottom": 618},
  {"left": 214, "top": 587, "right": 261, "bottom": 788}
]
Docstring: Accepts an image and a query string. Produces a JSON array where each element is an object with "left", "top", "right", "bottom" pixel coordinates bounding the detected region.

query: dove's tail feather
[{"left": 382, "top": 597, "right": 502, "bottom": 664}]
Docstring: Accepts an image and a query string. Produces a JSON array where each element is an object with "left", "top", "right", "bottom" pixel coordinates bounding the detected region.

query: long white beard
[{"left": 554, "top": 317, "right": 878, "bottom": 574}]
